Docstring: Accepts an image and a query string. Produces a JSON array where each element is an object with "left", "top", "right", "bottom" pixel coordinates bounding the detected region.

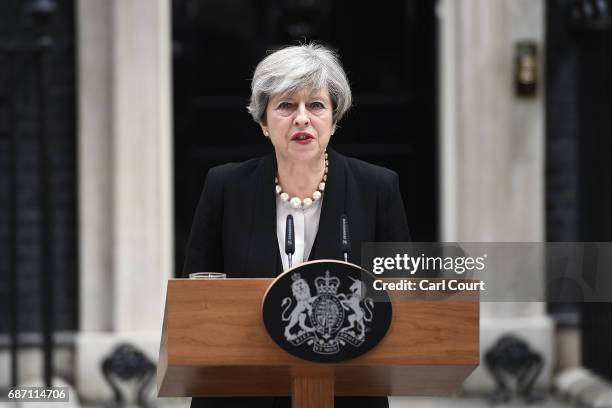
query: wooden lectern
[{"left": 157, "top": 278, "right": 479, "bottom": 407}]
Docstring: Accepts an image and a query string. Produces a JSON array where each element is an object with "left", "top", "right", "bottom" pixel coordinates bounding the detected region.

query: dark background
[
  {"left": 0, "top": 0, "right": 78, "bottom": 334},
  {"left": 546, "top": 0, "right": 612, "bottom": 381},
  {"left": 172, "top": 0, "right": 440, "bottom": 277}
]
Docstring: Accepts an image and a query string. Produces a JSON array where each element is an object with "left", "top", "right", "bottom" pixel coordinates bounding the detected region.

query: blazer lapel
[
  {"left": 246, "top": 153, "right": 281, "bottom": 277},
  {"left": 309, "top": 148, "right": 346, "bottom": 261}
]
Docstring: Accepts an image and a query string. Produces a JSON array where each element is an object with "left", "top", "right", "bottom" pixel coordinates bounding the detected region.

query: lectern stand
[{"left": 157, "top": 278, "right": 479, "bottom": 407}]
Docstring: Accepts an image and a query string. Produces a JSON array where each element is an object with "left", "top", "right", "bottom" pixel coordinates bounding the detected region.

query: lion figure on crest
[{"left": 281, "top": 274, "right": 315, "bottom": 341}]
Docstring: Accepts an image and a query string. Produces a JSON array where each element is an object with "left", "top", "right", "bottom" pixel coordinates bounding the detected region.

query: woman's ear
[{"left": 259, "top": 122, "right": 269, "bottom": 137}]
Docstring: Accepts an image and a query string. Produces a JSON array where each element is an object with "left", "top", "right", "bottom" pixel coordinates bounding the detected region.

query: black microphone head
[
  {"left": 341, "top": 214, "right": 351, "bottom": 253},
  {"left": 285, "top": 214, "right": 295, "bottom": 255}
]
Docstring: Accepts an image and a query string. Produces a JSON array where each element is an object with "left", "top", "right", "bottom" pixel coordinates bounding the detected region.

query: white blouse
[{"left": 276, "top": 195, "right": 323, "bottom": 272}]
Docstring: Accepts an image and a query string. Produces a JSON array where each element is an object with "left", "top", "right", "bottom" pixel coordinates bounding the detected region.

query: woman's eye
[
  {"left": 277, "top": 102, "right": 293, "bottom": 110},
  {"left": 310, "top": 102, "right": 325, "bottom": 109}
]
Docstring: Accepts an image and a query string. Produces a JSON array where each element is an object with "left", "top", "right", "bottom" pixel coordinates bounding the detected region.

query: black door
[{"left": 172, "top": 0, "right": 438, "bottom": 274}]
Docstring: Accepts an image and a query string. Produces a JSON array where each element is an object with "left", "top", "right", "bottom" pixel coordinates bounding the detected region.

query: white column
[
  {"left": 438, "top": 0, "right": 553, "bottom": 391},
  {"left": 77, "top": 0, "right": 113, "bottom": 335},
  {"left": 76, "top": 0, "right": 173, "bottom": 401},
  {"left": 112, "top": 0, "right": 173, "bottom": 334}
]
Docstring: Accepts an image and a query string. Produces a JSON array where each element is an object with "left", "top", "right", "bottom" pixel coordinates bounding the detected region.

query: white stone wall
[
  {"left": 437, "top": 0, "right": 553, "bottom": 392},
  {"left": 76, "top": 0, "right": 173, "bottom": 402}
]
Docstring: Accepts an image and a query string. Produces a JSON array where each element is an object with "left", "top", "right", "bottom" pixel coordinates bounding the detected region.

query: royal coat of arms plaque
[{"left": 262, "top": 260, "right": 392, "bottom": 363}]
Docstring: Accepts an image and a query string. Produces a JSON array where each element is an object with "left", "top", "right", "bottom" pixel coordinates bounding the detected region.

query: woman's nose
[{"left": 293, "top": 104, "right": 310, "bottom": 126}]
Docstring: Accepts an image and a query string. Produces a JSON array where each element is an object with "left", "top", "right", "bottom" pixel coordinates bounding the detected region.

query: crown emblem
[{"left": 315, "top": 271, "right": 340, "bottom": 295}]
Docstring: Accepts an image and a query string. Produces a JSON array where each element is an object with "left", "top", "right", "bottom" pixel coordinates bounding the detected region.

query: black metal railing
[{"left": 0, "top": 0, "right": 58, "bottom": 391}]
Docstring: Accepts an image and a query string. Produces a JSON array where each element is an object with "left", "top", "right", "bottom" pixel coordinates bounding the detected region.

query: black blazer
[{"left": 184, "top": 148, "right": 410, "bottom": 408}]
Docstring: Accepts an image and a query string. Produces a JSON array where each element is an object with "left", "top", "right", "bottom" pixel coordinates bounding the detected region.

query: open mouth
[{"left": 291, "top": 132, "right": 314, "bottom": 144}]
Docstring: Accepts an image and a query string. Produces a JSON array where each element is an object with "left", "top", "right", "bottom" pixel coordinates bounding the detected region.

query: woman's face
[{"left": 261, "top": 87, "right": 335, "bottom": 164}]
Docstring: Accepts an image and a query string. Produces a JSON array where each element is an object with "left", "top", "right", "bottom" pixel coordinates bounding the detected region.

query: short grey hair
[{"left": 247, "top": 43, "right": 352, "bottom": 124}]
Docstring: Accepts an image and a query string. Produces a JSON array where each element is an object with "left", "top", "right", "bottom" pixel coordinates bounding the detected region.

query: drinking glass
[{"left": 189, "top": 272, "right": 226, "bottom": 279}]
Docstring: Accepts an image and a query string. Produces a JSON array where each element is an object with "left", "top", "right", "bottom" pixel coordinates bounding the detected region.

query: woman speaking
[{"left": 184, "top": 43, "right": 410, "bottom": 408}]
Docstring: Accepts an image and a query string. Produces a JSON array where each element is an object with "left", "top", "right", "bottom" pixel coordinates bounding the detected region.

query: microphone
[
  {"left": 285, "top": 215, "right": 295, "bottom": 269},
  {"left": 341, "top": 214, "right": 351, "bottom": 262}
]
